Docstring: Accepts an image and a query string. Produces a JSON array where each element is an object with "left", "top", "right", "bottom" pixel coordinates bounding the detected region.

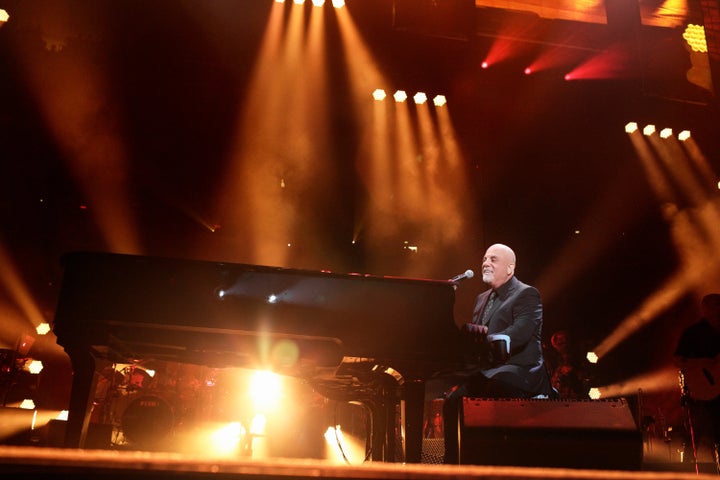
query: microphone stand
[{"left": 679, "top": 370, "right": 700, "bottom": 474}]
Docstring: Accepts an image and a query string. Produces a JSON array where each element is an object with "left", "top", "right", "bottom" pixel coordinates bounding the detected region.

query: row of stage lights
[
  {"left": 372, "top": 89, "right": 448, "bottom": 107},
  {"left": 274, "top": 0, "right": 346, "bottom": 7},
  {"left": 625, "top": 122, "right": 692, "bottom": 141}
]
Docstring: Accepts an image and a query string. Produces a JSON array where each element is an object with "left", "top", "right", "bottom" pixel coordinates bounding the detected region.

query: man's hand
[{"left": 462, "top": 323, "right": 488, "bottom": 336}]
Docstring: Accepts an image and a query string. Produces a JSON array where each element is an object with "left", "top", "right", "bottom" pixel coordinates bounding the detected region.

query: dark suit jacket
[{"left": 470, "top": 276, "right": 553, "bottom": 396}]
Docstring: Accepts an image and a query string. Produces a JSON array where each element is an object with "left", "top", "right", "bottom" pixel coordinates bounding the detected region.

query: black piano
[{"left": 52, "top": 251, "right": 464, "bottom": 462}]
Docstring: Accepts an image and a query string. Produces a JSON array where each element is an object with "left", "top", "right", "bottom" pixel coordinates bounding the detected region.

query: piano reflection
[{"left": 52, "top": 251, "right": 464, "bottom": 462}]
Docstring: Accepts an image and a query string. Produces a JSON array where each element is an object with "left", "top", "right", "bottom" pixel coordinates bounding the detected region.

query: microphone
[{"left": 450, "top": 269, "right": 474, "bottom": 283}]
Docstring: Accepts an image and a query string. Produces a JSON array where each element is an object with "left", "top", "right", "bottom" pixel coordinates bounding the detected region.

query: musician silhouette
[
  {"left": 674, "top": 293, "right": 720, "bottom": 470},
  {"left": 545, "top": 330, "right": 591, "bottom": 399}
]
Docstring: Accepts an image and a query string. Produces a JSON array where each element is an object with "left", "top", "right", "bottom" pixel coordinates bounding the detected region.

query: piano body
[{"left": 52, "top": 251, "right": 464, "bottom": 462}]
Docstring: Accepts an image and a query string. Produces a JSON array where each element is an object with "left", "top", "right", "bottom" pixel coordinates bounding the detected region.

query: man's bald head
[{"left": 481, "top": 244, "right": 516, "bottom": 289}]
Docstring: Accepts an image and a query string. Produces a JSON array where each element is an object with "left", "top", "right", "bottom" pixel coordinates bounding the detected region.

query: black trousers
[{"left": 441, "top": 374, "right": 532, "bottom": 464}]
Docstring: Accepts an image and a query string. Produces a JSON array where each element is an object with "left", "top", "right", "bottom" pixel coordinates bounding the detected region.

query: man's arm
[{"left": 499, "top": 286, "right": 542, "bottom": 346}]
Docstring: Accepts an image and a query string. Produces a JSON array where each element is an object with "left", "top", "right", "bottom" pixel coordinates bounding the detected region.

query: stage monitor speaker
[{"left": 460, "top": 397, "right": 643, "bottom": 470}]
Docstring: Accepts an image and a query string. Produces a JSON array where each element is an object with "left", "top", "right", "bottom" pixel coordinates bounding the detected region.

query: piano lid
[{"left": 53, "top": 252, "right": 463, "bottom": 369}]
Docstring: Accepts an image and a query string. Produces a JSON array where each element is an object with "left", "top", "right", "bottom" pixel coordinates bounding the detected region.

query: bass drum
[{"left": 121, "top": 395, "right": 174, "bottom": 448}]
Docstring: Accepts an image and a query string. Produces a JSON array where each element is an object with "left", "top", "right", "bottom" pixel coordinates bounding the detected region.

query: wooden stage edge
[{"left": 0, "top": 446, "right": 718, "bottom": 480}]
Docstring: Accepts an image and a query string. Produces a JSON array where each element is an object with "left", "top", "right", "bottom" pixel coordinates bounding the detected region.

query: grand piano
[{"left": 52, "top": 251, "right": 465, "bottom": 462}]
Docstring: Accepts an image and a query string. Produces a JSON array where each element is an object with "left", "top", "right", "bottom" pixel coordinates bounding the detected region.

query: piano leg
[
  {"left": 365, "top": 389, "right": 397, "bottom": 461},
  {"left": 64, "top": 348, "right": 98, "bottom": 448},
  {"left": 368, "top": 378, "right": 425, "bottom": 463},
  {"left": 401, "top": 380, "right": 425, "bottom": 463},
  {"left": 367, "top": 398, "right": 391, "bottom": 462}
]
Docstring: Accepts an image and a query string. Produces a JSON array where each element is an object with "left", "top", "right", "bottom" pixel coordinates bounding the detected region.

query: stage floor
[
  {"left": 1, "top": 404, "right": 717, "bottom": 479},
  {"left": 1, "top": 445, "right": 719, "bottom": 480}
]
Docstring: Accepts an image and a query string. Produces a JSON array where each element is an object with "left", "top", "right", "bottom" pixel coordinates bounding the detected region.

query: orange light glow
[
  {"left": 592, "top": 126, "right": 720, "bottom": 361},
  {"left": 393, "top": 90, "right": 408, "bottom": 102},
  {"left": 591, "top": 367, "right": 681, "bottom": 398}
]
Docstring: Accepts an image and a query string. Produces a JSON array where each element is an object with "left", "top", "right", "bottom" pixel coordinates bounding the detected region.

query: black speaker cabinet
[{"left": 460, "top": 397, "right": 643, "bottom": 470}]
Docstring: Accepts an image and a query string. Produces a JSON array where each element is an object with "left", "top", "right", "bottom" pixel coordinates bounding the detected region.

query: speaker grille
[{"left": 460, "top": 397, "right": 643, "bottom": 469}]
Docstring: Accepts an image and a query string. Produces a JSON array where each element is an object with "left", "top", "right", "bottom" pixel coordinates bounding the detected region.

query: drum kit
[{"left": 91, "top": 361, "right": 218, "bottom": 449}]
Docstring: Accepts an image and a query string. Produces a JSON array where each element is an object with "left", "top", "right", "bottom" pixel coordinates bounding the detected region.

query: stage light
[
  {"left": 293, "top": 0, "right": 304, "bottom": 4},
  {"left": 210, "top": 422, "right": 245, "bottom": 455},
  {"left": 588, "top": 388, "right": 601, "bottom": 399},
  {"left": 20, "top": 399, "right": 35, "bottom": 410},
  {"left": 250, "top": 413, "right": 267, "bottom": 435},
  {"left": 413, "top": 92, "right": 427, "bottom": 104},
  {"left": 249, "top": 370, "right": 282, "bottom": 412},
  {"left": 481, "top": 61, "right": 489, "bottom": 69},
  {"left": 586, "top": 351, "right": 598, "bottom": 363},
  {"left": 403, "top": 241, "right": 418, "bottom": 253},
  {"left": 524, "top": 67, "right": 532, "bottom": 75},
  {"left": 393, "top": 90, "right": 407, "bottom": 103},
  {"left": 324, "top": 425, "right": 347, "bottom": 462},
  {"left": 643, "top": 124, "right": 656, "bottom": 136},
  {"left": 331, "top": 0, "right": 345, "bottom": 7},
  {"left": 678, "top": 130, "right": 691, "bottom": 141},
  {"left": 0, "top": 9, "right": 8, "bottom": 24},
  {"left": 660, "top": 128, "right": 673, "bottom": 139},
  {"left": 36, "top": 323, "right": 51, "bottom": 335},
  {"left": 312, "top": 0, "right": 325, "bottom": 6},
  {"left": 624, "top": 122, "right": 638, "bottom": 133},
  {"left": 26, "top": 360, "right": 43, "bottom": 374},
  {"left": 372, "top": 89, "right": 386, "bottom": 101},
  {"left": 683, "top": 24, "right": 708, "bottom": 52},
  {"left": 433, "top": 95, "right": 447, "bottom": 107}
]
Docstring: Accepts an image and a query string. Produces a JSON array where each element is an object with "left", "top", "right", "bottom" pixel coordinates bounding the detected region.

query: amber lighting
[
  {"left": 9, "top": 14, "right": 139, "bottom": 254},
  {"left": 324, "top": 425, "right": 365, "bottom": 464},
  {"left": 683, "top": 24, "right": 708, "bottom": 52},
  {"left": 393, "top": 90, "right": 408, "bottom": 102},
  {"left": 0, "top": 9, "right": 8, "bottom": 24},
  {"left": 373, "top": 89, "right": 447, "bottom": 106},
  {"left": 348, "top": 54, "right": 473, "bottom": 275},
  {"left": 413, "top": 92, "right": 427, "bottom": 104},
  {"left": 213, "top": 0, "right": 337, "bottom": 266},
  {"left": 0, "top": 242, "right": 47, "bottom": 332},
  {"left": 281, "top": 0, "right": 344, "bottom": 7},
  {"left": 592, "top": 125, "right": 720, "bottom": 361},
  {"left": 590, "top": 367, "right": 680, "bottom": 399}
]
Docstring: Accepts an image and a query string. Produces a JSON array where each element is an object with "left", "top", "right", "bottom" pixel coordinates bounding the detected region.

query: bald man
[{"left": 442, "top": 244, "right": 555, "bottom": 464}]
